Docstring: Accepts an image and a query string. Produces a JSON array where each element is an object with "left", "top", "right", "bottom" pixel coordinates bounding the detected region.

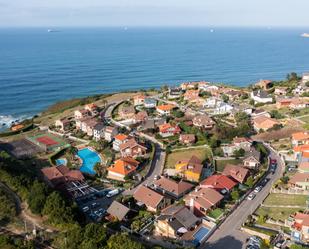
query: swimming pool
[
  {"left": 77, "top": 148, "right": 101, "bottom": 175},
  {"left": 56, "top": 158, "right": 67, "bottom": 166},
  {"left": 193, "top": 226, "right": 210, "bottom": 244}
]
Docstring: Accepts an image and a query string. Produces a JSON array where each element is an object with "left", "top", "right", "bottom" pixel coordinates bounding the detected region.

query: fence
[{"left": 271, "top": 188, "right": 309, "bottom": 195}]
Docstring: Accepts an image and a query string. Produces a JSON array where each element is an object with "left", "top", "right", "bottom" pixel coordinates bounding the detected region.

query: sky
[{"left": 0, "top": 0, "right": 309, "bottom": 27}]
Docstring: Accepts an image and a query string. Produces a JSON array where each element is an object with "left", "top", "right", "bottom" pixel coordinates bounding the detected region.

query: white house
[
  {"left": 203, "top": 97, "right": 222, "bottom": 108},
  {"left": 104, "top": 126, "right": 118, "bottom": 142},
  {"left": 250, "top": 90, "right": 273, "bottom": 104},
  {"left": 214, "top": 103, "right": 234, "bottom": 114},
  {"left": 302, "top": 72, "right": 309, "bottom": 84},
  {"left": 144, "top": 98, "right": 157, "bottom": 108},
  {"left": 93, "top": 123, "right": 105, "bottom": 141}
]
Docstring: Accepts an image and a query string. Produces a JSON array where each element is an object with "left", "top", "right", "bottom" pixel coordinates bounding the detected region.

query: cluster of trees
[
  {"left": 0, "top": 187, "right": 16, "bottom": 223},
  {"left": 215, "top": 112, "right": 252, "bottom": 142},
  {"left": 0, "top": 152, "right": 77, "bottom": 229},
  {"left": 53, "top": 224, "right": 147, "bottom": 249},
  {"left": 0, "top": 234, "right": 35, "bottom": 249}
]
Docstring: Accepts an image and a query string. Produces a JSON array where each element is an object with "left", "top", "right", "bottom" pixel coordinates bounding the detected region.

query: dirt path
[{"left": 0, "top": 181, "right": 56, "bottom": 233}]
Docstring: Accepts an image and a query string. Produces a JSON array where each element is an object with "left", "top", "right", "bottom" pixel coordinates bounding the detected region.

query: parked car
[
  {"left": 106, "top": 189, "right": 120, "bottom": 198},
  {"left": 254, "top": 186, "right": 262, "bottom": 193},
  {"left": 247, "top": 193, "right": 256, "bottom": 200},
  {"left": 261, "top": 178, "right": 269, "bottom": 186}
]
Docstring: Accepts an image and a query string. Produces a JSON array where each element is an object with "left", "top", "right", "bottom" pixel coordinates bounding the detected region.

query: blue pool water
[
  {"left": 193, "top": 226, "right": 210, "bottom": 244},
  {"left": 56, "top": 158, "right": 67, "bottom": 166},
  {"left": 77, "top": 148, "right": 101, "bottom": 175}
]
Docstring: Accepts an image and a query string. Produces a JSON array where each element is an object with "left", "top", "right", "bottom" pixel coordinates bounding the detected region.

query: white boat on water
[
  {"left": 301, "top": 33, "right": 309, "bottom": 38},
  {"left": 47, "top": 29, "right": 59, "bottom": 33}
]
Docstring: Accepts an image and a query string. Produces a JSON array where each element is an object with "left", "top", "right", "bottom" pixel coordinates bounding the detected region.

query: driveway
[{"left": 202, "top": 145, "right": 285, "bottom": 249}]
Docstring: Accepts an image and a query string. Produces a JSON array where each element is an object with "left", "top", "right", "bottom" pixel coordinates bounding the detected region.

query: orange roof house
[
  {"left": 11, "top": 124, "right": 24, "bottom": 132},
  {"left": 133, "top": 94, "right": 146, "bottom": 106},
  {"left": 253, "top": 115, "right": 279, "bottom": 131},
  {"left": 107, "top": 157, "right": 139, "bottom": 181},
  {"left": 159, "top": 123, "right": 181, "bottom": 137},
  {"left": 113, "top": 134, "right": 129, "bottom": 151},
  {"left": 156, "top": 104, "right": 176, "bottom": 115},
  {"left": 292, "top": 132, "right": 309, "bottom": 146}
]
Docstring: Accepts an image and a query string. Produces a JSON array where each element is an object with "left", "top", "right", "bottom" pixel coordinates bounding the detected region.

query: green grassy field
[
  {"left": 299, "top": 115, "right": 309, "bottom": 123},
  {"left": 215, "top": 159, "right": 242, "bottom": 172},
  {"left": 165, "top": 147, "right": 212, "bottom": 169},
  {"left": 256, "top": 206, "right": 303, "bottom": 221},
  {"left": 263, "top": 193, "right": 307, "bottom": 207}
]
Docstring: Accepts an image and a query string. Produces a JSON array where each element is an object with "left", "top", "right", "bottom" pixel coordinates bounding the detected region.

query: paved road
[
  {"left": 103, "top": 101, "right": 166, "bottom": 196},
  {"left": 203, "top": 145, "right": 285, "bottom": 249}
]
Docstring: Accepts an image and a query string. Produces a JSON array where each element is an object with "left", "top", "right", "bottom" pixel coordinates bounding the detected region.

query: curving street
[{"left": 203, "top": 144, "right": 285, "bottom": 249}]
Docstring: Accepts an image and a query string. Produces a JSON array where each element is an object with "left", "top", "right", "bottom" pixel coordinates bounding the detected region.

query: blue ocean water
[{"left": 0, "top": 27, "right": 309, "bottom": 125}]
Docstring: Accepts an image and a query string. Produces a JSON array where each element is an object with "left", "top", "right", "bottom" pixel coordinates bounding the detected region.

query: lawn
[
  {"left": 299, "top": 115, "right": 309, "bottom": 123},
  {"left": 263, "top": 193, "right": 307, "bottom": 207},
  {"left": 208, "top": 208, "right": 224, "bottom": 220},
  {"left": 165, "top": 147, "right": 212, "bottom": 169},
  {"left": 215, "top": 159, "right": 242, "bottom": 172},
  {"left": 256, "top": 206, "right": 304, "bottom": 221}
]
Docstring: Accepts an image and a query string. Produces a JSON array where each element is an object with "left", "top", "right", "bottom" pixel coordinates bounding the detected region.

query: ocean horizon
[{"left": 1, "top": 27, "right": 309, "bottom": 128}]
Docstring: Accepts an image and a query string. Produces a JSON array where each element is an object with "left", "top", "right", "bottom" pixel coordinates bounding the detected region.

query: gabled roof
[
  {"left": 289, "top": 172, "right": 309, "bottom": 184},
  {"left": 160, "top": 204, "right": 199, "bottom": 229},
  {"left": 222, "top": 164, "right": 249, "bottom": 183},
  {"left": 156, "top": 104, "right": 176, "bottom": 111},
  {"left": 184, "top": 187, "right": 224, "bottom": 209},
  {"left": 176, "top": 156, "right": 203, "bottom": 174},
  {"left": 292, "top": 132, "right": 309, "bottom": 141},
  {"left": 107, "top": 157, "right": 139, "bottom": 176},
  {"left": 159, "top": 123, "right": 181, "bottom": 133},
  {"left": 200, "top": 174, "right": 237, "bottom": 191},
  {"left": 133, "top": 185, "right": 164, "bottom": 210},
  {"left": 114, "top": 134, "right": 128, "bottom": 141},
  {"left": 119, "top": 138, "right": 146, "bottom": 151},
  {"left": 293, "top": 144, "right": 309, "bottom": 153},
  {"left": 253, "top": 115, "right": 279, "bottom": 129},
  {"left": 154, "top": 177, "right": 194, "bottom": 197},
  {"left": 107, "top": 201, "right": 130, "bottom": 221}
]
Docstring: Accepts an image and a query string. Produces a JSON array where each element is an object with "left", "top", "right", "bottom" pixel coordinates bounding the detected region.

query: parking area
[{"left": 76, "top": 188, "right": 120, "bottom": 222}]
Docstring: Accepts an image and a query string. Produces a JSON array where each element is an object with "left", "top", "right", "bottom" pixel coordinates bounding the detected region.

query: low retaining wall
[
  {"left": 240, "top": 227, "right": 271, "bottom": 241},
  {"left": 271, "top": 188, "right": 309, "bottom": 195}
]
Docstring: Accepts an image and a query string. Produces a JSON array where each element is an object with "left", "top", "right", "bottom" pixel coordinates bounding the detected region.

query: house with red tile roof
[
  {"left": 153, "top": 176, "right": 194, "bottom": 199},
  {"left": 200, "top": 174, "right": 237, "bottom": 194},
  {"left": 179, "top": 134, "right": 196, "bottom": 145},
  {"left": 156, "top": 104, "right": 176, "bottom": 116},
  {"left": 107, "top": 157, "right": 139, "bottom": 181},
  {"left": 184, "top": 90, "right": 199, "bottom": 101},
  {"left": 159, "top": 123, "right": 181, "bottom": 137},
  {"left": 192, "top": 115, "right": 215, "bottom": 129},
  {"left": 184, "top": 187, "right": 224, "bottom": 217},
  {"left": 180, "top": 82, "right": 196, "bottom": 91},
  {"left": 133, "top": 185, "right": 171, "bottom": 212},
  {"left": 288, "top": 212, "right": 309, "bottom": 243},
  {"left": 41, "top": 165, "right": 84, "bottom": 188},
  {"left": 134, "top": 111, "right": 148, "bottom": 123},
  {"left": 113, "top": 134, "right": 129, "bottom": 151},
  {"left": 119, "top": 138, "right": 147, "bottom": 158},
  {"left": 133, "top": 94, "right": 146, "bottom": 106},
  {"left": 288, "top": 172, "right": 309, "bottom": 190},
  {"left": 252, "top": 115, "right": 279, "bottom": 131},
  {"left": 222, "top": 164, "right": 249, "bottom": 184},
  {"left": 292, "top": 132, "right": 309, "bottom": 146}
]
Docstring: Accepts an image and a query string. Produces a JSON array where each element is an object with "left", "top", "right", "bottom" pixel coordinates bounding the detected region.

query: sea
[{"left": 0, "top": 27, "right": 309, "bottom": 129}]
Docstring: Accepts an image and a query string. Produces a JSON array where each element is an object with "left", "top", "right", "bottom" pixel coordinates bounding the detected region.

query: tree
[
  {"left": 245, "top": 176, "right": 254, "bottom": 188},
  {"left": 27, "top": 180, "right": 49, "bottom": 214},
  {"left": 231, "top": 189, "right": 240, "bottom": 201},
  {"left": 106, "top": 233, "right": 145, "bottom": 249},
  {"left": 290, "top": 244, "right": 309, "bottom": 249},
  {"left": 43, "top": 191, "right": 75, "bottom": 226},
  {"left": 233, "top": 148, "right": 245, "bottom": 158},
  {"left": 0, "top": 188, "right": 16, "bottom": 222},
  {"left": 69, "top": 146, "right": 78, "bottom": 160},
  {"left": 221, "top": 94, "right": 229, "bottom": 103}
]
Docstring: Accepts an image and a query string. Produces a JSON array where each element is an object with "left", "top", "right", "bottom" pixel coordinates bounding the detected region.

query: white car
[
  {"left": 247, "top": 193, "right": 256, "bottom": 200},
  {"left": 254, "top": 186, "right": 262, "bottom": 193}
]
